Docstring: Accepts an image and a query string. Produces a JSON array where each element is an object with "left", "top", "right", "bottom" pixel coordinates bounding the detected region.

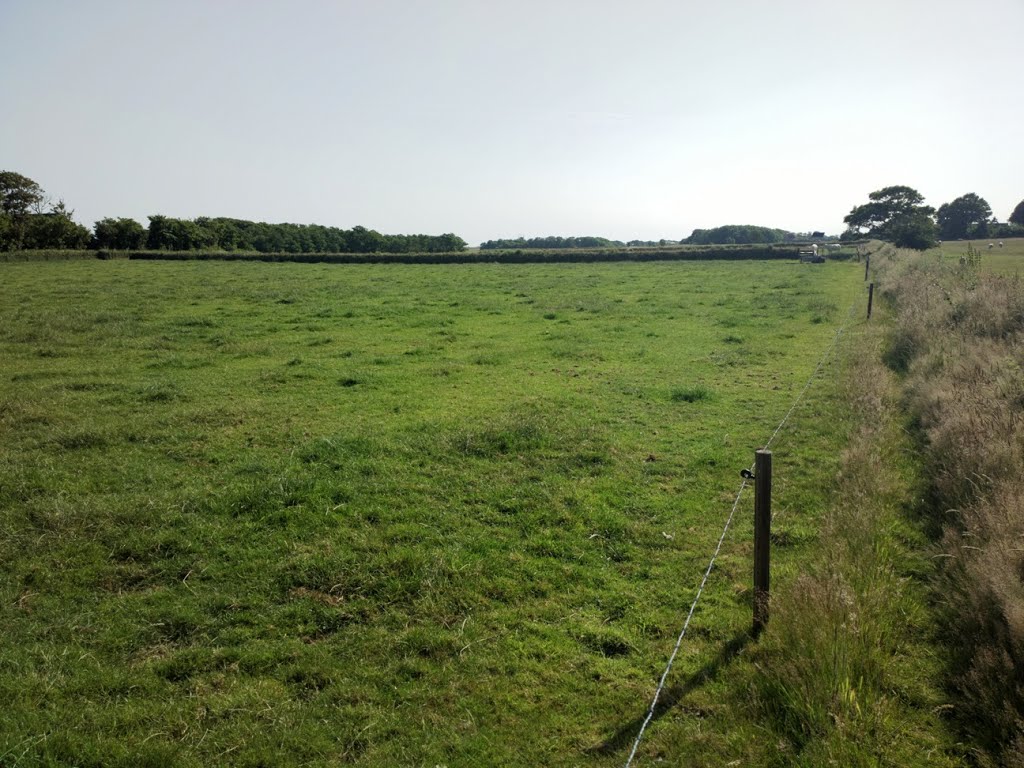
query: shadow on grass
[{"left": 589, "top": 629, "right": 752, "bottom": 756}]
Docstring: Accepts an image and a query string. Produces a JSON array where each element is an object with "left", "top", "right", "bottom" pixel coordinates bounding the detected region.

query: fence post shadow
[{"left": 588, "top": 628, "right": 753, "bottom": 756}]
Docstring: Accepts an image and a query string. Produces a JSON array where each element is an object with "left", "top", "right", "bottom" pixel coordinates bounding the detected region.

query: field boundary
[
  {"left": 124, "top": 246, "right": 803, "bottom": 264},
  {"left": 1, "top": 245, "right": 820, "bottom": 265},
  {"left": 624, "top": 297, "right": 857, "bottom": 766}
]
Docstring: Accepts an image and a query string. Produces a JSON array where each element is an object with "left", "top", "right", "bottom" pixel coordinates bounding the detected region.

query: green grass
[
  {"left": 931, "top": 236, "right": 1024, "bottom": 274},
  {"left": 0, "top": 258, "right": 870, "bottom": 765}
]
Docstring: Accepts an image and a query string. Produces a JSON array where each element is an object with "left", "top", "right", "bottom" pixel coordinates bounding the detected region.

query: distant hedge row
[
  {"left": 3, "top": 245, "right": 806, "bottom": 265},
  {"left": 0, "top": 249, "right": 108, "bottom": 262},
  {"left": 132, "top": 245, "right": 806, "bottom": 263}
]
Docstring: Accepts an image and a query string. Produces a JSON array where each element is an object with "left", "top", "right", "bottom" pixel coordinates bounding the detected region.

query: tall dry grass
[
  {"left": 746, "top": 284, "right": 960, "bottom": 765},
  {"left": 877, "top": 248, "right": 1024, "bottom": 765}
]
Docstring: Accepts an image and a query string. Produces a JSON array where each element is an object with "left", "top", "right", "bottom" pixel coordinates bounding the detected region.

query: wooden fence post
[
  {"left": 867, "top": 282, "right": 874, "bottom": 319},
  {"left": 753, "top": 449, "right": 772, "bottom": 636},
  {"left": 864, "top": 255, "right": 870, "bottom": 281}
]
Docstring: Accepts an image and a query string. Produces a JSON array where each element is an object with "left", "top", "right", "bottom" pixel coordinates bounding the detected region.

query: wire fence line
[
  {"left": 763, "top": 301, "right": 859, "bottom": 454},
  {"left": 623, "top": 299, "right": 859, "bottom": 768},
  {"left": 622, "top": 475, "right": 750, "bottom": 767}
]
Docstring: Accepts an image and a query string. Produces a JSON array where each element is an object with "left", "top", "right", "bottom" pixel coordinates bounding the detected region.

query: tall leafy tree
[
  {"left": 0, "top": 171, "right": 46, "bottom": 250},
  {"left": 1010, "top": 200, "right": 1024, "bottom": 227},
  {"left": 145, "top": 215, "right": 173, "bottom": 249},
  {"left": 844, "top": 185, "right": 937, "bottom": 249},
  {"left": 93, "top": 217, "right": 146, "bottom": 250},
  {"left": 684, "top": 225, "right": 794, "bottom": 245},
  {"left": 937, "top": 193, "right": 993, "bottom": 239},
  {"left": 347, "top": 225, "right": 384, "bottom": 253},
  {"left": 144, "top": 215, "right": 463, "bottom": 254},
  {"left": 888, "top": 210, "right": 939, "bottom": 250},
  {"left": 0, "top": 171, "right": 44, "bottom": 216},
  {"left": 436, "top": 233, "right": 467, "bottom": 252},
  {"left": 22, "top": 201, "right": 90, "bottom": 249},
  {"left": 480, "top": 235, "right": 623, "bottom": 250},
  {"left": 0, "top": 173, "right": 92, "bottom": 251}
]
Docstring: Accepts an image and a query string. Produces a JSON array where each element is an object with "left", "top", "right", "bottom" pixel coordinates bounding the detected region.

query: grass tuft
[{"left": 670, "top": 384, "right": 714, "bottom": 403}]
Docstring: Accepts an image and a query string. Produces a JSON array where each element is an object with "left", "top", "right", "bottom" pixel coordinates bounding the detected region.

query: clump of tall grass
[
  {"left": 746, "top": 320, "right": 958, "bottom": 763},
  {"left": 875, "top": 245, "right": 1024, "bottom": 764},
  {"left": 670, "top": 384, "right": 713, "bottom": 403}
]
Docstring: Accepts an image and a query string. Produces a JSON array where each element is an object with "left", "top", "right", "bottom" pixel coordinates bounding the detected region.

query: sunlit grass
[
  {"left": 931, "top": 236, "right": 1024, "bottom": 275},
  {"left": 0, "top": 258, "right": 872, "bottom": 765}
]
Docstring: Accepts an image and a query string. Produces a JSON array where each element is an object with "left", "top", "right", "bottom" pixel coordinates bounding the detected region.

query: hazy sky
[{"left": 2, "top": 0, "right": 1022, "bottom": 244}]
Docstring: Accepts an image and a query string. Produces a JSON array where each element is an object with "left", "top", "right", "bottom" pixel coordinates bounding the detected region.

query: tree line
[
  {"left": 843, "top": 186, "right": 1024, "bottom": 249},
  {"left": 0, "top": 172, "right": 92, "bottom": 250},
  {"left": 5, "top": 170, "right": 1022, "bottom": 256},
  {"left": 0, "top": 171, "right": 466, "bottom": 253},
  {"left": 479, "top": 235, "right": 627, "bottom": 250},
  {"left": 141, "top": 216, "right": 465, "bottom": 254},
  {"left": 480, "top": 236, "right": 697, "bottom": 249},
  {"left": 683, "top": 225, "right": 809, "bottom": 245},
  {"left": 479, "top": 228, "right": 828, "bottom": 249}
]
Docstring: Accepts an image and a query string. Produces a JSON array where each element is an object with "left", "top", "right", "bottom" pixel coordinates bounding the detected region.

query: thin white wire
[
  {"left": 763, "top": 300, "right": 857, "bottom": 452},
  {"left": 623, "top": 298, "right": 858, "bottom": 768},
  {"left": 622, "top": 476, "right": 750, "bottom": 768}
]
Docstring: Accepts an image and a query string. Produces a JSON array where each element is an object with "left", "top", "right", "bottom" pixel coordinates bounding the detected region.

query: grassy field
[
  {"left": 0, "top": 258, "right": 866, "bottom": 765},
  {"left": 932, "top": 236, "right": 1024, "bottom": 274}
]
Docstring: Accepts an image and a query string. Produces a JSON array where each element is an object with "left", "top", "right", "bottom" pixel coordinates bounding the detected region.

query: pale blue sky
[{"left": 2, "top": 0, "right": 1022, "bottom": 244}]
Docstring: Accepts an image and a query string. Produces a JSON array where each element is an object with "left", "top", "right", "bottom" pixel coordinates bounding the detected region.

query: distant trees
[
  {"left": 684, "top": 225, "right": 795, "bottom": 245},
  {"left": 1, "top": 169, "right": 471, "bottom": 254},
  {"left": 143, "top": 215, "right": 466, "bottom": 254},
  {"left": 93, "top": 217, "right": 146, "bottom": 250},
  {"left": 0, "top": 172, "right": 90, "bottom": 250},
  {"left": 886, "top": 210, "right": 940, "bottom": 250},
  {"left": 22, "top": 201, "right": 90, "bottom": 249},
  {"left": 146, "top": 215, "right": 217, "bottom": 250},
  {"left": 1010, "top": 200, "right": 1024, "bottom": 227},
  {"left": 626, "top": 239, "right": 677, "bottom": 247},
  {"left": 0, "top": 171, "right": 44, "bottom": 216},
  {"left": 425, "top": 232, "right": 467, "bottom": 252},
  {"left": 937, "top": 193, "right": 993, "bottom": 240},
  {"left": 847, "top": 187, "right": 1024, "bottom": 247},
  {"left": 479, "top": 235, "right": 625, "bottom": 250},
  {"left": 844, "top": 186, "right": 937, "bottom": 250},
  {"left": 0, "top": 171, "right": 45, "bottom": 250},
  {"left": 844, "top": 185, "right": 930, "bottom": 234}
]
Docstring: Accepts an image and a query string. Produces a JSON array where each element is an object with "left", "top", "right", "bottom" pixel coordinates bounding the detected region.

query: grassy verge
[
  {"left": 740, "top": 295, "right": 962, "bottom": 766},
  {"left": 873, "top": 243, "right": 1024, "bottom": 765},
  {"left": 620, "top": 263, "right": 964, "bottom": 766}
]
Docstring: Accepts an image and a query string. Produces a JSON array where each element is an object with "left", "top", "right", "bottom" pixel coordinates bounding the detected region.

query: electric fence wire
[{"left": 623, "top": 298, "right": 860, "bottom": 768}]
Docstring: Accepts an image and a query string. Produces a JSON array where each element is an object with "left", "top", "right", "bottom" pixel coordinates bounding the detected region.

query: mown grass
[{"left": 0, "top": 257, "right": 932, "bottom": 765}]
